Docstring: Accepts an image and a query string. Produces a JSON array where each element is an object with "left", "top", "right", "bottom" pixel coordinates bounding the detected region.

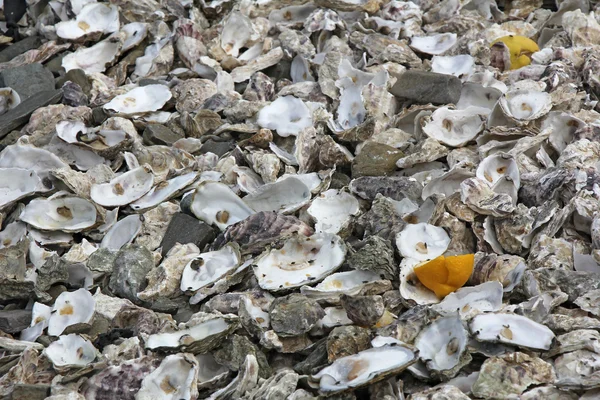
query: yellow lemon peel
[
  {"left": 413, "top": 254, "right": 475, "bottom": 298},
  {"left": 491, "top": 35, "right": 539, "bottom": 70}
]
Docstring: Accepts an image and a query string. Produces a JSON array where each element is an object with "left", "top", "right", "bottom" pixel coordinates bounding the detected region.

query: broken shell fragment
[
  {"left": 137, "top": 354, "right": 198, "bottom": 400},
  {"left": 257, "top": 96, "right": 313, "bottom": 137},
  {"left": 307, "top": 189, "right": 359, "bottom": 234},
  {"left": 410, "top": 33, "right": 457, "bottom": 55}
]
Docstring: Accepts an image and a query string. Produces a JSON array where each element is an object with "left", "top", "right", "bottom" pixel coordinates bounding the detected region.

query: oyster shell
[
  {"left": 470, "top": 313, "right": 555, "bottom": 350},
  {"left": 190, "top": 181, "right": 255, "bottom": 230},
  {"left": 396, "top": 223, "right": 451, "bottom": 261},
  {"left": 20, "top": 194, "right": 98, "bottom": 232},
  {"left": 90, "top": 166, "right": 154, "bottom": 207},
  {"left": 47, "top": 289, "right": 95, "bottom": 336},
  {"left": 44, "top": 334, "right": 97, "bottom": 370},
  {"left": 254, "top": 233, "right": 346, "bottom": 291}
]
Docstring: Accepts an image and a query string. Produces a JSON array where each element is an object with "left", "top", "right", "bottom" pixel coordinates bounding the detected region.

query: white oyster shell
[
  {"left": 410, "top": 33, "right": 457, "bottom": 55},
  {"left": 457, "top": 83, "right": 502, "bottom": 114},
  {"left": 431, "top": 55, "right": 474, "bottom": 80},
  {"left": 422, "top": 107, "right": 485, "bottom": 147},
  {"left": 44, "top": 334, "right": 96, "bottom": 368},
  {"left": 396, "top": 223, "right": 451, "bottom": 261},
  {"left": 55, "top": 3, "right": 119, "bottom": 40},
  {"left": 254, "top": 233, "right": 346, "bottom": 291},
  {"left": 307, "top": 189, "right": 359, "bottom": 234},
  {"left": 415, "top": 315, "right": 468, "bottom": 373},
  {"left": 221, "top": 11, "right": 252, "bottom": 58},
  {"left": 145, "top": 316, "right": 231, "bottom": 351},
  {"left": 0, "top": 87, "right": 20, "bottom": 115},
  {"left": 190, "top": 181, "right": 255, "bottom": 230},
  {"left": 121, "top": 22, "right": 147, "bottom": 52},
  {"left": 47, "top": 289, "right": 95, "bottom": 336},
  {"left": 0, "top": 168, "right": 47, "bottom": 208},
  {"left": 432, "top": 281, "right": 504, "bottom": 319},
  {"left": 476, "top": 152, "right": 520, "bottom": 189},
  {"left": 56, "top": 120, "right": 129, "bottom": 151},
  {"left": 470, "top": 313, "right": 555, "bottom": 350},
  {"left": 137, "top": 354, "right": 198, "bottom": 400},
  {"left": 257, "top": 96, "right": 313, "bottom": 137},
  {"left": 312, "top": 344, "right": 416, "bottom": 393},
  {"left": 20, "top": 302, "right": 52, "bottom": 342},
  {"left": 130, "top": 172, "right": 197, "bottom": 212},
  {"left": 499, "top": 89, "right": 552, "bottom": 124},
  {"left": 62, "top": 39, "right": 121, "bottom": 73},
  {"left": 103, "top": 85, "right": 172, "bottom": 116},
  {"left": 196, "top": 353, "right": 229, "bottom": 388},
  {"left": 300, "top": 270, "right": 383, "bottom": 300},
  {"left": 0, "top": 144, "right": 69, "bottom": 181},
  {"left": 100, "top": 214, "right": 142, "bottom": 250},
  {"left": 244, "top": 177, "right": 311, "bottom": 214},
  {"left": 90, "top": 166, "right": 154, "bottom": 207},
  {"left": 180, "top": 244, "right": 241, "bottom": 292},
  {"left": 399, "top": 257, "right": 440, "bottom": 305},
  {"left": 20, "top": 195, "right": 97, "bottom": 232},
  {"left": 421, "top": 165, "right": 475, "bottom": 200},
  {"left": 0, "top": 221, "right": 27, "bottom": 249}
]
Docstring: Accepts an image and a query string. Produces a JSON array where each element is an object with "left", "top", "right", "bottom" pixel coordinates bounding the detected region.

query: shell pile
[{"left": 2, "top": 0, "right": 600, "bottom": 398}]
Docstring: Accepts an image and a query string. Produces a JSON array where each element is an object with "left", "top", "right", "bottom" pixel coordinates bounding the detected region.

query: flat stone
[
  {"left": 143, "top": 124, "right": 183, "bottom": 146},
  {"left": 200, "top": 139, "right": 234, "bottom": 157},
  {"left": 389, "top": 70, "right": 462, "bottom": 105},
  {"left": 91, "top": 106, "right": 109, "bottom": 125},
  {"left": 0, "top": 63, "right": 55, "bottom": 100},
  {"left": 351, "top": 141, "right": 403, "bottom": 178},
  {"left": 0, "top": 36, "right": 41, "bottom": 63},
  {"left": 0, "top": 309, "right": 31, "bottom": 333},
  {"left": 0, "top": 89, "right": 62, "bottom": 139},
  {"left": 159, "top": 212, "right": 217, "bottom": 256},
  {"left": 11, "top": 384, "right": 50, "bottom": 400}
]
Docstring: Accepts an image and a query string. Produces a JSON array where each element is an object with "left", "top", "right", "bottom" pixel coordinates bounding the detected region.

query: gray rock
[
  {"left": 35, "top": 254, "right": 68, "bottom": 293},
  {"left": 62, "top": 81, "right": 88, "bottom": 106},
  {"left": 351, "top": 141, "right": 403, "bottom": 178},
  {"left": 200, "top": 139, "right": 234, "bottom": 157},
  {"left": 87, "top": 248, "right": 117, "bottom": 275},
  {"left": 0, "top": 309, "right": 31, "bottom": 333},
  {"left": 0, "top": 63, "right": 55, "bottom": 100},
  {"left": 340, "top": 294, "right": 385, "bottom": 327},
  {"left": 159, "top": 212, "right": 217, "bottom": 256},
  {"left": 0, "top": 89, "right": 62, "bottom": 139},
  {"left": 91, "top": 106, "right": 109, "bottom": 125},
  {"left": 11, "top": 384, "right": 50, "bottom": 400},
  {"left": 59, "top": 68, "right": 91, "bottom": 95},
  {"left": 389, "top": 70, "right": 462, "bottom": 105},
  {"left": 109, "top": 245, "right": 155, "bottom": 305},
  {"left": 0, "top": 36, "right": 42, "bottom": 63},
  {"left": 143, "top": 124, "right": 182, "bottom": 146},
  {"left": 349, "top": 176, "right": 422, "bottom": 203},
  {"left": 0, "top": 239, "right": 27, "bottom": 281},
  {"left": 347, "top": 236, "right": 397, "bottom": 280},
  {"left": 293, "top": 338, "right": 328, "bottom": 375},
  {"left": 0, "top": 279, "right": 34, "bottom": 301},
  {"left": 270, "top": 293, "right": 324, "bottom": 337}
]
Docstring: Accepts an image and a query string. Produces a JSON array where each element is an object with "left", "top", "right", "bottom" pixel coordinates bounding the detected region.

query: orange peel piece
[
  {"left": 413, "top": 254, "right": 475, "bottom": 298},
  {"left": 491, "top": 35, "right": 539, "bottom": 70}
]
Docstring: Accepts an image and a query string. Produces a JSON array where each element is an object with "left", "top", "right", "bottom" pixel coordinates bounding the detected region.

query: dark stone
[
  {"left": 329, "top": 171, "right": 351, "bottom": 190},
  {"left": 199, "top": 139, "right": 234, "bottom": 157},
  {"left": 93, "top": 328, "right": 134, "bottom": 352},
  {"left": 0, "top": 309, "right": 31, "bottom": 333},
  {"left": 0, "top": 89, "right": 62, "bottom": 139},
  {"left": 269, "top": 293, "right": 324, "bottom": 337},
  {"left": 91, "top": 106, "right": 109, "bottom": 125},
  {"left": 349, "top": 176, "right": 423, "bottom": 203},
  {"left": 0, "top": 63, "right": 55, "bottom": 100},
  {"left": 0, "top": 279, "right": 34, "bottom": 301},
  {"left": 44, "top": 54, "right": 66, "bottom": 76},
  {"left": 3, "top": 0, "right": 27, "bottom": 39},
  {"left": 159, "top": 213, "right": 217, "bottom": 256},
  {"left": 0, "top": 36, "right": 41, "bottom": 63},
  {"left": 294, "top": 338, "right": 329, "bottom": 375},
  {"left": 143, "top": 124, "right": 182, "bottom": 146},
  {"left": 139, "top": 78, "right": 162, "bottom": 86},
  {"left": 87, "top": 248, "right": 117, "bottom": 275},
  {"left": 389, "top": 70, "right": 462, "bottom": 105},
  {"left": 61, "top": 81, "right": 88, "bottom": 107},
  {"left": 59, "top": 68, "right": 91, "bottom": 95},
  {"left": 351, "top": 141, "right": 403, "bottom": 178},
  {"left": 179, "top": 192, "right": 194, "bottom": 216},
  {"left": 108, "top": 245, "right": 154, "bottom": 305},
  {"left": 11, "top": 384, "right": 50, "bottom": 400}
]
